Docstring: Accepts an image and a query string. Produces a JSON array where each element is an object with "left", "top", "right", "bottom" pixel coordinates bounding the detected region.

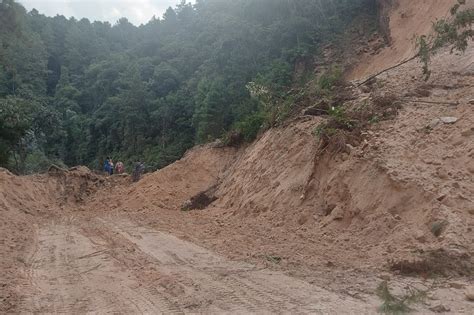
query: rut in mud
[{"left": 20, "top": 217, "right": 372, "bottom": 314}]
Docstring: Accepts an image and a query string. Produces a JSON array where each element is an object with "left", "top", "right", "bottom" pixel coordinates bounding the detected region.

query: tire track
[
  {"left": 19, "top": 222, "right": 170, "bottom": 314},
  {"left": 104, "top": 217, "right": 370, "bottom": 314},
  {"left": 19, "top": 217, "right": 372, "bottom": 314}
]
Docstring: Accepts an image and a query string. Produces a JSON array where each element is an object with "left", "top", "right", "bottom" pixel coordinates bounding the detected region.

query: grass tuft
[{"left": 376, "top": 281, "right": 427, "bottom": 314}]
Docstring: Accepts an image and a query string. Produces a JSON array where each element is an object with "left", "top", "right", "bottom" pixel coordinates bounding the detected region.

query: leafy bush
[
  {"left": 430, "top": 220, "right": 448, "bottom": 237},
  {"left": 314, "top": 106, "right": 359, "bottom": 152},
  {"left": 318, "top": 67, "right": 343, "bottom": 91},
  {"left": 314, "top": 92, "right": 400, "bottom": 153},
  {"left": 23, "top": 150, "right": 66, "bottom": 174},
  {"left": 234, "top": 112, "right": 265, "bottom": 142},
  {"left": 417, "top": 0, "right": 474, "bottom": 80}
]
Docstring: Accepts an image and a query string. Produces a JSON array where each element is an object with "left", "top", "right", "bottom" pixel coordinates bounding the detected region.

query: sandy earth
[
  {"left": 18, "top": 216, "right": 375, "bottom": 314},
  {"left": 350, "top": 0, "right": 458, "bottom": 80},
  {"left": 1, "top": 0, "right": 474, "bottom": 314}
]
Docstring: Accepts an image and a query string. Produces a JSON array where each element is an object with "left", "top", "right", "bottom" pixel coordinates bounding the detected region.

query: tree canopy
[{"left": 0, "top": 0, "right": 376, "bottom": 173}]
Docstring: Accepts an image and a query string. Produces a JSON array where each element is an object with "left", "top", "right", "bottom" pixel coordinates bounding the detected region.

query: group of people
[
  {"left": 103, "top": 157, "right": 124, "bottom": 175},
  {"left": 103, "top": 157, "right": 145, "bottom": 182}
]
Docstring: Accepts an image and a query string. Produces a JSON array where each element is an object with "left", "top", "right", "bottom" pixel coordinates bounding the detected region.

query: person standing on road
[
  {"left": 132, "top": 162, "right": 145, "bottom": 182},
  {"left": 103, "top": 157, "right": 111, "bottom": 175},
  {"left": 109, "top": 159, "right": 114, "bottom": 175},
  {"left": 116, "top": 161, "right": 124, "bottom": 174}
]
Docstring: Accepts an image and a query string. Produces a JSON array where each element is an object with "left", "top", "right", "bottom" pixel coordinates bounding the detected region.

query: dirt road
[{"left": 19, "top": 216, "right": 375, "bottom": 314}]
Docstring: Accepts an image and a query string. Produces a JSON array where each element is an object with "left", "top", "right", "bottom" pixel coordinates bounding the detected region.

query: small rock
[
  {"left": 345, "top": 144, "right": 355, "bottom": 153},
  {"left": 360, "top": 85, "right": 371, "bottom": 93},
  {"left": 468, "top": 209, "right": 474, "bottom": 215},
  {"left": 347, "top": 290, "right": 360, "bottom": 298},
  {"left": 437, "top": 194, "right": 447, "bottom": 202},
  {"left": 440, "top": 117, "right": 458, "bottom": 124},
  {"left": 450, "top": 282, "right": 465, "bottom": 289},
  {"left": 428, "top": 118, "right": 441, "bottom": 129},
  {"left": 430, "top": 305, "right": 451, "bottom": 313},
  {"left": 428, "top": 293, "right": 440, "bottom": 301},
  {"left": 465, "top": 287, "right": 474, "bottom": 301},
  {"left": 436, "top": 168, "right": 449, "bottom": 179},
  {"left": 468, "top": 164, "right": 474, "bottom": 174},
  {"left": 414, "top": 230, "right": 426, "bottom": 243},
  {"left": 379, "top": 273, "right": 391, "bottom": 281},
  {"left": 461, "top": 127, "right": 474, "bottom": 137},
  {"left": 468, "top": 99, "right": 474, "bottom": 105},
  {"left": 297, "top": 215, "right": 308, "bottom": 225},
  {"left": 331, "top": 206, "right": 345, "bottom": 220},
  {"left": 452, "top": 138, "right": 464, "bottom": 146}
]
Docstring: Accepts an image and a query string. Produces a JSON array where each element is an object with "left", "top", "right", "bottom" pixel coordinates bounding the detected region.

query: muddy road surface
[{"left": 19, "top": 215, "right": 372, "bottom": 314}]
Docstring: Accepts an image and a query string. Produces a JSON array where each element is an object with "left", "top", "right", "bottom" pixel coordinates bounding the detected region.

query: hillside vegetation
[{"left": 0, "top": 0, "right": 375, "bottom": 173}]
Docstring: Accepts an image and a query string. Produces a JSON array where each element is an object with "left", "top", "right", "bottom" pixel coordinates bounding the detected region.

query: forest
[{"left": 0, "top": 0, "right": 376, "bottom": 173}]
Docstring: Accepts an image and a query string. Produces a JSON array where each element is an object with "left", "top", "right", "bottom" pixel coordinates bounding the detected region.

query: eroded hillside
[{"left": 1, "top": 0, "right": 473, "bottom": 313}]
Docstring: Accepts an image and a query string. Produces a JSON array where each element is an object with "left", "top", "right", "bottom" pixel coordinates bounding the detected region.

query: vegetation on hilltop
[{"left": 0, "top": 0, "right": 376, "bottom": 173}]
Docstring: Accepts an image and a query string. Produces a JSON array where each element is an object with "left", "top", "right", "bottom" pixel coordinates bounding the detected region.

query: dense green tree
[{"left": 0, "top": 0, "right": 377, "bottom": 173}]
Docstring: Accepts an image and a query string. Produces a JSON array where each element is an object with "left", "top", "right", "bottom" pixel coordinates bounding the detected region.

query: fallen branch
[
  {"left": 356, "top": 54, "right": 419, "bottom": 87},
  {"left": 402, "top": 99, "right": 459, "bottom": 106}
]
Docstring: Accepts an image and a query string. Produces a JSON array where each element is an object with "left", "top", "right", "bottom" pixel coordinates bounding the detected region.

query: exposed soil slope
[
  {"left": 1, "top": 1, "right": 473, "bottom": 313},
  {"left": 350, "top": 0, "right": 457, "bottom": 79}
]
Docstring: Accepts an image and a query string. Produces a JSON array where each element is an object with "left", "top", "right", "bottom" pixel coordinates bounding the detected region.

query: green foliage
[
  {"left": 318, "top": 67, "right": 343, "bottom": 91},
  {"left": 314, "top": 93, "right": 400, "bottom": 153},
  {"left": 430, "top": 220, "right": 448, "bottom": 237},
  {"left": 0, "top": 0, "right": 377, "bottom": 173},
  {"left": 245, "top": 80, "right": 294, "bottom": 129},
  {"left": 194, "top": 78, "right": 231, "bottom": 143},
  {"left": 416, "top": 36, "right": 431, "bottom": 81},
  {"left": 0, "top": 97, "right": 34, "bottom": 168},
  {"left": 417, "top": 1, "right": 474, "bottom": 80},
  {"left": 376, "top": 281, "right": 427, "bottom": 314},
  {"left": 315, "top": 106, "right": 356, "bottom": 137},
  {"left": 233, "top": 112, "right": 265, "bottom": 142},
  {"left": 266, "top": 255, "right": 282, "bottom": 264},
  {"left": 23, "top": 150, "right": 66, "bottom": 174}
]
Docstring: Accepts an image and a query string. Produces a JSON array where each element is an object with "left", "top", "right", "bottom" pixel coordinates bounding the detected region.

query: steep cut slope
[
  {"left": 207, "top": 42, "right": 473, "bottom": 272},
  {"left": 350, "top": 0, "right": 458, "bottom": 79}
]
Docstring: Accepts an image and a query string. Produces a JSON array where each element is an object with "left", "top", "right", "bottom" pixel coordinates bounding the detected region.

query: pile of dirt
[
  {"left": 90, "top": 144, "right": 238, "bottom": 213},
  {"left": 0, "top": 166, "right": 110, "bottom": 311}
]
